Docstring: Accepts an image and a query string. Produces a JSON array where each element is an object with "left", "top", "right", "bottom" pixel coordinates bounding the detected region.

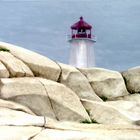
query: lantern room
[{"left": 70, "top": 16, "right": 93, "bottom": 39}]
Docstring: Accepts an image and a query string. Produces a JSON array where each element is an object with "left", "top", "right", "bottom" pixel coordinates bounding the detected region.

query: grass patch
[
  {"left": 86, "top": 109, "right": 90, "bottom": 116},
  {"left": 91, "top": 119, "right": 98, "bottom": 123},
  {"left": 82, "top": 109, "right": 99, "bottom": 124},
  {"left": 81, "top": 119, "right": 92, "bottom": 124},
  {"left": 81, "top": 119, "right": 98, "bottom": 124},
  {"left": 100, "top": 96, "right": 108, "bottom": 101},
  {"left": 0, "top": 48, "right": 10, "bottom": 52}
]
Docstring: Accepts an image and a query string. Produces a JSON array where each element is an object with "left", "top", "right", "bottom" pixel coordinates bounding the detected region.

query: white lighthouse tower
[{"left": 68, "top": 16, "right": 96, "bottom": 68}]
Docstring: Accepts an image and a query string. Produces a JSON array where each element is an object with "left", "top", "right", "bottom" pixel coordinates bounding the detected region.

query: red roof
[{"left": 71, "top": 17, "right": 92, "bottom": 30}]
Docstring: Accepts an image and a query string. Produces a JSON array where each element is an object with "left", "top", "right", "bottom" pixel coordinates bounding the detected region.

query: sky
[{"left": 0, "top": 0, "right": 140, "bottom": 71}]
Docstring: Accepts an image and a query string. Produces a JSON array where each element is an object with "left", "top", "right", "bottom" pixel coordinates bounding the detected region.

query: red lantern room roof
[{"left": 71, "top": 16, "right": 92, "bottom": 30}]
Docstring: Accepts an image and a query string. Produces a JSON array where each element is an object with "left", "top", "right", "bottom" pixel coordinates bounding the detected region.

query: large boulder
[
  {"left": 81, "top": 99, "right": 138, "bottom": 125},
  {"left": 0, "top": 77, "right": 90, "bottom": 122},
  {"left": 59, "top": 63, "right": 102, "bottom": 101},
  {"left": 0, "top": 61, "right": 9, "bottom": 78},
  {"left": 0, "top": 42, "right": 61, "bottom": 81},
  {"left": 0, "top": 51, "right": 33, "bottom": 77},
  {"left": 38, "top": 78, "right": 91, "bottom": 122},
  {"left": 122, "top": 66, "right": 140, "bottom": 93},
  {"left": 79, "top": 68, "right": 129, "bottom": 100},
  {"left": 0, "top": 78, "right": 56, "bottom": 118}
]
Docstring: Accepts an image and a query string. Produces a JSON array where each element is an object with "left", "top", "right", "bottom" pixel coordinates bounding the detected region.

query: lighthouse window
[
  {"left": 82, "top": 29, "right": 85, "bottom": 33},
  {"left": 78, "top": 28, "right": 86, "bottom": 34},
  {"left": 78, "top": 28, "right": 81, "bottom": 33}
]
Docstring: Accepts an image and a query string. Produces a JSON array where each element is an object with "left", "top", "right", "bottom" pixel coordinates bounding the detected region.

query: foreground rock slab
[
  {"left": 0, "top": 126, "right": 42, "bottom": 140},
  {"left": 34, "top": 122, "right": 140, "bottom": 140},
  {"left": 0, "top": 123, "right": 140, "bottom": 140},
  {"left": 32, "top": 128, "right": 140, "bottom": 140},
  {"left": 0, "top": 107, "right": 44, "bottom": 126}
]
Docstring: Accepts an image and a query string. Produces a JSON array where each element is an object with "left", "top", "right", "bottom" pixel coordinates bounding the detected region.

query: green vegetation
[
  {"left": 0, "top": 48, "right": 10, "bottom": 52},
  {"left": 86, "top": 109, "right": 90, "bottom": 116},
  {"left": 91, "top": 119, "right": 98, "bottom": 123},
  {"left": 80, "top": 119, "right": 98, "bottom": 124},
  {"left": 81, "top": 119, "right": 92, "bottom": 124},
  {"left": 100, "top": 96, "right": 108, "bottom": 101},
  {"left": 81, "top": 109, "right": 99, "bottom": 124}
]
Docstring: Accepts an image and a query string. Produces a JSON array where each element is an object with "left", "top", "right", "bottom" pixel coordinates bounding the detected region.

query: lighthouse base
[{"left": 69, "top": 39, "right": 95, "bottom": 68}]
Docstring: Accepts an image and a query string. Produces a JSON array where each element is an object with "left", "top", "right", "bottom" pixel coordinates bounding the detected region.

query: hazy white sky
[{"left": 0, "top": 0, "right": 140, "bottom": 70}]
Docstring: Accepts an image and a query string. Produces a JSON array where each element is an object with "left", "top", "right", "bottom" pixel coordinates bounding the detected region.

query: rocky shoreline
[{"left": 0, "top": 42, "right": 140, "bottom": 139}]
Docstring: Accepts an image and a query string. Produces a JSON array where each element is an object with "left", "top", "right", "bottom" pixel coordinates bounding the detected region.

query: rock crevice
[{"left": 37, "top": 78, "right": 58, "bottom": 121}]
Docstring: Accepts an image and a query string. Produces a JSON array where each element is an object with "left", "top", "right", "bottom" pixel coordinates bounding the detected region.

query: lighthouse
[{"left": 68, "top": 16, "right": 96, "bottom": 68}]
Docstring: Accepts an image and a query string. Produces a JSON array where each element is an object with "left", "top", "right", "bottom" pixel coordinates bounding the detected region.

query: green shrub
[
  {"left": 86, "top": 109, "right": 90, "bottom": 116},
  {"left": 100, "top": 96, "right": 108, "bottom": 101},
  {"left": 80, "top": 119, "right": 98, "bottom": 124},
  {"left": 0, "top": 48, "right": 10, "bottom": 52},
  {"left": 91, "top": 119, "right": 98, "bottom": 123},
  {"left": 81, "top": 119, "right": 92, "bottom": 124}
]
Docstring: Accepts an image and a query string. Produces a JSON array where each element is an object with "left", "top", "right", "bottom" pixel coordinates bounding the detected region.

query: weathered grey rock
[
  {"left": 81, "top": 99, "right": 133, "bottom": 124},
  {"left": 0, "top": 77, "right": 46, "bottom": 98},
  {"left": 0, "top": 61, "right": 9, "bottom": 78},
  {"left": 122, "top": 66, "right": 140, "bottom": 93},
  {"left": 59, "top": 63, "right": 102, "bottom": 101},
  {"left": 11, "top": 95, "right": 56, "bottom": 118},
  {"left": 0, "top": 78, "right": 56, "bottom": 118},
  {"left": 0, "top": 99, "right": 35, "bottom": 115},
  {"left": 0, "top": 126, "right": 42, "bottom": 140},
  {"left": 107, "top": 100, "right": 140, "bottom": 121},
  {"left": 0, "top": 51, "right": 33, "bottom": 77},
  {"left": 113, "top": 93, "right": 140, "bottom": 102},
  {"left": 0, "top": 41, "right": 61, "bottom": 81},
  {"left": 80, "top": 68, "right": 129, "bottom": 99},
  {"left": 39, "top": 78, "right": 91, "bottom": 122}
]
